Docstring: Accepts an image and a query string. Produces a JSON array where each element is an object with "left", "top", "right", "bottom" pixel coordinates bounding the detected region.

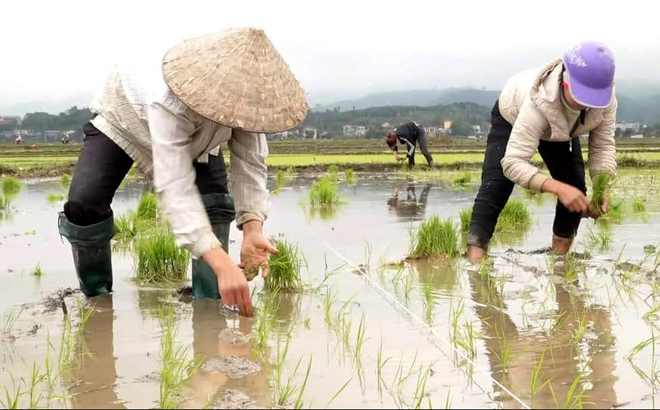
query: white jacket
[
  {"left": 90, "top": 63, "right": 269, "bottom": 258},
  {"left": 499, "top": 59, "right": 617, "bottom": 191}
]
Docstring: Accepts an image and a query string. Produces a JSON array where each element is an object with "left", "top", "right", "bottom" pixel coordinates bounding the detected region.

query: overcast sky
[{"left": 1, "top": 0, "right": 658, "bottom": 113}]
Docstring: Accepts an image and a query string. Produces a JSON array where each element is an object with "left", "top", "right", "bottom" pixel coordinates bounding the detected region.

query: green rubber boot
[
  {"left": 58, "top": 212, "right": 115, "bottom": 297},
  {"left": 192, "top": 194, "right": 236, "bottom": 299}
]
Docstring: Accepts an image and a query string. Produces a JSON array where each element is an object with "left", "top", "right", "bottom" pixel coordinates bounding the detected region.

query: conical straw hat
[{"left": 162, "top": 28, "right": 308, "bottom": 133}]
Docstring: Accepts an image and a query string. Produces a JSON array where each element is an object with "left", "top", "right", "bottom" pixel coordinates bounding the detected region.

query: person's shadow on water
[{"left": 387, "top": 183, "right": 432, "bottom": 222}]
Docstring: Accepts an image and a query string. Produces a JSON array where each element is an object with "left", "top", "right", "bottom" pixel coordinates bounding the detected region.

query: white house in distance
[
  {"left": 343, "top": 125, "right": 368, "bottom": 137},
  {"left": 615, "top": 122, "right": 641, "bottom": 132}
]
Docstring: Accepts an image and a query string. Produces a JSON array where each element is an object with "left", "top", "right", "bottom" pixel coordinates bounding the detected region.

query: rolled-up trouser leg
[
  {"left": 191, "top": 154, "right": 236, "bottom": 299},
  {"left": 467, "top": 101, "right": 515, "bottom": 249},
  {"left": 417, "top": 129, "right": 435, "bottom": 167}
]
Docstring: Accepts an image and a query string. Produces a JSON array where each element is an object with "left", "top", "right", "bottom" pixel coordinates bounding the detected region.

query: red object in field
[{"left": 30, "top": 143, "right": 38, "bottom": 150}]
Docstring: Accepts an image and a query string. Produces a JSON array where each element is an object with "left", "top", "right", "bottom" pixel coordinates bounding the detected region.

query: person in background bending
[{"left": 386, "top": 121, "right": 435, "bottom": 168}]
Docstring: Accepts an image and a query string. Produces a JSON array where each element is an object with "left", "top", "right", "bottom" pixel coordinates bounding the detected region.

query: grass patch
[
  {"left": 60, "top": 174, "right": 72, "bottom": 187},
  {"left": 344, "top": 168, "right": 356, "bottom": 185},
  {"left": 409, "top": 216, "right": 459, "bottom": 258},
  {"left": 134, "top": 230, "right": 190, "bottom": 284},
  {"left": 46, "top": 192, "right": 65, "bottom": 204},
  {"left": 308, "top": 177, "right": 341, "bottom": 206},
  {"left": 265, "top": 239, "right": 305, "bottom": 292},
  {"left": 115, "top": 212, "right": 138, "bottom": 241},
  {"left": 137, "top": 192, "right": 158, "bottom": 220},
  {"left": 496, "top": 200, "right": 531, "bottom": 233},
  {"left": 158, "top": 305, "right": 201, "bottom": 409},
  {"left": 33, "top": 264, "right": 43, "bottom": 277},
  {"left": 452, "top": 172, "right": 472, "bottom": 187},
  {"left": 633, "top": 196, "right": 647, "bottom": 213},
  {"left": 459, "top": 208, "right": 472, "bottom": 233},
  {"left": 1, "top": 177, "right": 22, "bottom": 197}
]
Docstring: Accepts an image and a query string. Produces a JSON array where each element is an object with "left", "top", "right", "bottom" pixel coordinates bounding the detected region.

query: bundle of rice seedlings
[
  {"left": 459, "top": 208, "right": 472, "bottom": 233},
  {"left": 308, "top": 177, "right": 341, "bottom": 206},
  {"left": 137, "top": 192, "right": 158, "bottom": 220},
  {"left": 410, "top": 216, "right": 459, "bottom": 258},
  {"left": 344, "top": 168, "right": 356, "bottom": 185},
  {"left": 134, "top": 229, "right": 189, "bottom": 284},
  {"left": 265, "top": 239, "right": 305, "bottom": 292},
  {"left": 496, "top": 200, "right": 531, "bottom": 233},
  {"left": 590, "top": 173, "right": 613, "bottom": 216},
  {"left": 1, "top": 177, "right": 22, "bottom": 197},
  {"left": 452, "top": 172, "right": 472, "bottom": 187}
]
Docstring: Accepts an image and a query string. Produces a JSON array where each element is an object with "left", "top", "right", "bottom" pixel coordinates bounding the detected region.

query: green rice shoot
[
  {"left": 60, "top": 174, "right": 72, "bottom": 187},
  {"left": 115, "top": 212, "right": 138, "bottom": 241},
  {"left": 265, "top": 239, "right": 305, "bottom": 292},
  {"left": 459, "top": 208, "right": 472, "bottom": 233},
  {"left": 134, "top": 230, "right": 190, "bottom": 284},
  {"left": 452, "top": 172, "right": 472, "bottom": 186},
  {"left": 496, "top": 200, "right": 531, "bottom": 233},
  {"left": 344, "top": 168, "right": 356, "bottom": 185},
  {"left": 33, "top": 264, "right": 43, "bottom": 277},
  {"left": 590, "top": 173, "right": 613, "bottom": 215},
  {"left": 633, "top": 196, "right": 647, "bottom": 213},
  {"left": 276, "top": 170, "right": 287, "bottom": 189},
  {"left": 46, "top": 192, "right": 65, "bottom": 204},
  {"left": 137, "top": 192, "right": 158, "bottom": 220},
  {"left": 1, "top": 177, "right": 22, "bottom": 197},
  {"left": 410, "top": 215, "right": 459, "bottom": 258},
  {"left": 308, "top": 177, "right": 341, "bottom": 207}
]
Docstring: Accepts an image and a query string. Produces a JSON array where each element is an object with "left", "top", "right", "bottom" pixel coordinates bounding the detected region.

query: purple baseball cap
[{"left": 562, "top": 41, "right": 616, "bottom": 109}]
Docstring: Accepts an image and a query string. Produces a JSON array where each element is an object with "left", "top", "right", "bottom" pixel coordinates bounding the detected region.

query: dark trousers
[
  {"left": 468, "top": 102, "right": 586, "bottom": 249},
  {"left": 408, "top": 128, "right": 434, "bottom": 168},
  {"left": 65, "top": 122, "right": 229, "bottom": 226}
]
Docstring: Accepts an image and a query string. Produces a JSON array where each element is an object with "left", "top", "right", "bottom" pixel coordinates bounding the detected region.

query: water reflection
[
  {"left": 468, "top": 270, "right": 617, "bottom": 408},
  {"left": 70, "top": 295, "right": 125, "bottom": 409},
  {"left": 387, "top": 183, "right": 432, "bottom": 221}
]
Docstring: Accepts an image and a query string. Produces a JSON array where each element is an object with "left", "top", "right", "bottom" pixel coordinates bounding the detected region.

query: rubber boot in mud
[
  {"left": 58, "top": 212, "right": 115, "bottom": 297},
  {"left": 192, "top": 193, "right": 236, "bottom": 300}
]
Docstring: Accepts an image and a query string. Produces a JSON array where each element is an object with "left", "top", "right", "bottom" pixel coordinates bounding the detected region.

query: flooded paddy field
[{"left": 2, "top": 169, "right": 660, "bottom": 408}]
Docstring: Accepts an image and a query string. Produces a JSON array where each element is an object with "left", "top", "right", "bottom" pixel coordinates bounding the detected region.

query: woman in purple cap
[{"left": 467, "top": 41, "right": 617, "bottom": 263}]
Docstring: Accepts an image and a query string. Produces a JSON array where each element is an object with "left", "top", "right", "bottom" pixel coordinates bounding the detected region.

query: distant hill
[
  {"left": 316, "top": 86, "right": 660, "bottom": 126},
  {"left": 0, "top": 93, "right": 94, "bottom": 117}
]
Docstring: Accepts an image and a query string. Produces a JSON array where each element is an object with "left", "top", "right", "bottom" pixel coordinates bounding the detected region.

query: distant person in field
[
  {"left": 467, "top": 41, "right": 617, "bottom": 263},
  {"left": 386, "top": 121, "right": 435, "bottom": 168},
  {"left": 57, "top": 28, "right": 308, "bottom": 316}
]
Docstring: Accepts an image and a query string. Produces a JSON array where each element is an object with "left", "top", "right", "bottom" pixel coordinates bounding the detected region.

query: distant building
[
  {"left": 470, "top": 125, "right": 481, "bottom": 134},
  {"left": 424, "top": 127, "right": 439, "bottom": 137},
  {"left": 302, "top": 127, "right": 318, "bottom": 140},
  {"left": 382, "top": 122, "right": 391, "bottom": 129},
  {"left": 443, "top": 119, "right": 453, "bottom": 130},
  {"left": 616, "top": 122, "right": 641, "bottom": 132},
  {"left": 631, "top": 134, "right": 645, "bottom": 139},
  {"left": 343, "top": 125, "right": 368, "bottom": 137}
]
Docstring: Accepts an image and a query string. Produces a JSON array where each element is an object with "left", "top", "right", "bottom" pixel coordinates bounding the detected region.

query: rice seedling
[
  {"left": 57, "top": 315, "right": 75, "bottom": 371},
  {"left": 328, "top": 165, "right": 339, "bottom": 181},
  {"left": 409, "top": 216, "right": 459, "bottom": 258},
  {"left": 587, "top": 224, "right": 612, "bottom": 252},
  {"left": 32, "top": 263, "right": 43, "bottom": 277},
  {"left": 422, "top": 279, "right": 436, "bottom": 325},
  {"left": 496, "top": 199, "right": 531, "bottom": 233},
  {"left": 276, "top": 170, "right": 287, "bottom": 189},
  {"left": 444, "top": 390, "right": 452, "bottom": 409},
  {"left": 158, "top": 305, "right": 201, "bottom": 409},
  {"left": 0, "top": 374, "right": 22, "bottom": 409},
  {"left": 344, "top": 168, "right": 356, "bottom": 185},
  {"left": 134, "top": 230, "right": 190, "bottom": 284},
  {"left": 530, "top": 350, "right": 552, "bottom": 399},
  {"left": 265, "top": 238, "right": 305, "bottom": 292},
  {"left": 252, "top": 290, "right": 279, "bottom": 356},
  {"left": 127, "top": 165, "right": 139, "bottom": 178},
  {"left": 492, "top": 323, "right": 512, "bottom": 373},
  {"left": 590, "top": 173, "right": 613, "bottom": 216},
  {"left": 25, "top": 362, "right": 47, "bottom": 409},
  {"left": 2, "top": 306, "right": 24, "bottom": 335},
  {"left": 353, "top": 314, "right": 367, "bottom": 365},
  {"left": 308, "top": 176, "right": 342, "bottom": 206},
  {"left": 411, "top": 365, "right": 433, "bottom": 409},
  {"left": 633, "top": 196, "right": 647, "bottom": 213},
  {"left": 137, "top": 192, "right": 158, "bottom": 220},
  {"left": 570, "top": 309, "right": 589, "bottom": 348},
  {"left": 1, "top": 176, "right": 22, "bottom": 197},
  {"left": 324, "top": 378, "right": 352, "bottom": 409},
  {"left": 377, "top": 336, "right": 391, "bottom": 397},
  {"left": 403, "top": 274, "right": 414, "bottom": 302},
  {"left": 60, "top": 174, "right": 72, "bottom": 187},
  {"left": 0, "top": 194, "right": 7, "bottom": 212},
  {"left": 114, "top": 212, "right": 138, "bottom": 241},
  {"left": 323, "top": 288, "right": 336, "bottom": 328},
  {"left": 46, "top": 191, "right": 65, "bottom": 204},
  {"left": 273, "top": 337, "right": 313, "bottom": 408},
  {"left": 293, "top": 356, "right": 313, "bottom": 409},
  {"left": 452, "top": 172, "right": 472, "bottom": 187},
  {"left": 561, "top": 374, "right": 586, "bottom": 409},
  {"left": 459, "top": 208, "right": 472, "bottom": 233}
]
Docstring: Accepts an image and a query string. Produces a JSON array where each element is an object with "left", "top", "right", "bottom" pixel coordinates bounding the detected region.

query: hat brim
[{"left": 567, "top": 77, "right": 613, "bottom": 109}]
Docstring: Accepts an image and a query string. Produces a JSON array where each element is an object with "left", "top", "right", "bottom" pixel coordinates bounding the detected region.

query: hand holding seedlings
[
  {"left": 542, "top": 179, "right": 590, "bottom": 214},
  {"left": 203, "top": 247, "right": 253, "bottom": 317},
  {"left": 239, "top": 220, "right": 280, "bottom": 280}
]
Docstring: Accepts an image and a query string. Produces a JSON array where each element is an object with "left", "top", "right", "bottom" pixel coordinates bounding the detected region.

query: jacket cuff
[
  {"left": 236, "top": 211, "right": 266, "bottom": 229},
  {"left": 190, "top": 229, "right": 222, "bottom": 259},
  {"left": 528, "top": 172, "right": 550, "bottom": 192}
]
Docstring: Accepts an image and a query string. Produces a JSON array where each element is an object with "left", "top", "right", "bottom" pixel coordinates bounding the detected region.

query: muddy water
[{"left": 1, "top": 171, "right": 660, "bottom": 408}]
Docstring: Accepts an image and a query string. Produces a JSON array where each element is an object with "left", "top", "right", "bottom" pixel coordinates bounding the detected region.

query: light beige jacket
[
  {"left": 499, "top": 59, "right": 617, "bottom": 192},
  {"left": 90, "top": 64, "right": 269, "bottom": 258}
]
